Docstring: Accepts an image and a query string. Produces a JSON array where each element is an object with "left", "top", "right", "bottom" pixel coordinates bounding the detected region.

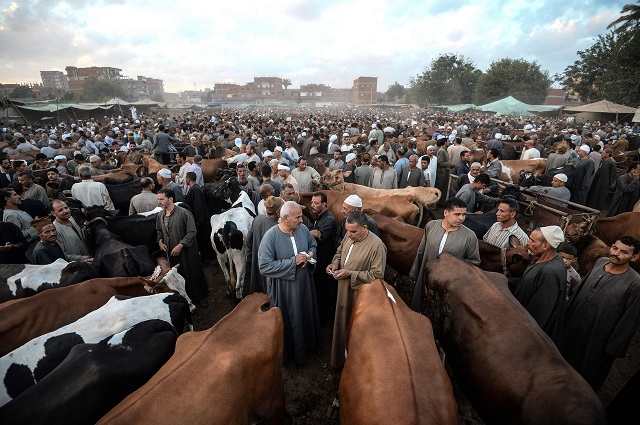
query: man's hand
[
  {"left": 309, "top": 229, "right": 321, "bottom": 239},
  {"left": 333, "top": 269, "right": 352, "bottom": 280},
  {"left": 84, "top": 257, "right": 94, "bottom": 264},
  {"left": 159, "top": 240, "right": 168, "bottom": 252},
  {"left": 295, "top": 253, "right": 308, "bottom": 266},
  {"left": 326, "top": 262, "right": 338, "bottom": 275},
  {"left": 170, "top": 243, "right": 183, "bottom": 257}
]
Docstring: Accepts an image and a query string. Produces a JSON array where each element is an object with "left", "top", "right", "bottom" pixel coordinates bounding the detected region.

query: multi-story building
[
  {"left": 40, "top": 71, "right": 69, "bottom": 97},
  {"left": 352, "top": 76, "right": 377, "bottom": 104},
  {"left": 65, "top": 66, "right": 122, "bottom": 93},
  {"left": 118, "top": 76, "right": 165, "bottom": 101}
]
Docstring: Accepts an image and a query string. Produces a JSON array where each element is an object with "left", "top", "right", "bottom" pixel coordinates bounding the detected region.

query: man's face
[
  {"left": 52, "top": 201, "right": 71, "bottom": 221},
  {"left": 0, "top": 159, "right": 10, "bottom": 170},
  {"left": 283, "top": 207, "right": 303, "bottom": 230},
  {"left": 378, "top": 160, "right": 386, "bottom": 170},
  {"left": 461, "top": 152, "right": 470, "bottom": 162},
  {"left": 310, "top": 196, "right": 326, "bottom": 215},
  {"left": 443, "top": 206, "right": 466, "bottom": 228},
  {"left": 470, "top": 165, "right": 481, "bottom": 177},
  {"left": 551, "top": 177, "right": 563, "bottom": 187},
  {"left": 341, "top": 202, "right": 356, "bottom": 216},
  {"left": 345, "top": 221, "right": 368, "bottom": 242},
  {"left": 333, "top": 151, "right": 340, "bottom": 159},
  {"left": 39, "top": 224, "right": 57, "bottom": 244},
  {"left": 609, "top": 240, "right": 638, "bottom": 265},
  {"left": 495, "top": 203, "right": 515, "bottom": 223},
  {"left": 47, "top": 171, "right": 58, "bottom": 182},
  {"left": 601, "top": 151, "right": 609, "bottom": 160},
  {"left": 15, "top": 162, "right": 26, "bottom": 173},
  {"left": 559, "top": 252, "right": 576, "bottom": 269},
  {"left": 18, "top": 175, "right": 32, "bottom": 188},
  {"left": 408, "top": 157, "right": 418, "bottom": 169},
  {"left": 420, "top": 159, "right": 429, "bottom": 170},
  {"left": 527, "top": 229, "right": 548, "bottom": 257},
  {"left": 5, "top": 189, "right": 20, "bottom": 205},
  {"left": 427, "top": 148, "right": 435, "bottom": 157},
  {"left": 281, "top": 187, "right": 295, "bottom": 201},
  {"left": 236, "top": 167, "right": 247, "bottom": 180},
  {"left": 157, "top": 193, "right": 172, "bottom": 209},
  {"left": 298, "top": 159, "right": 307, "bottom": 171}
]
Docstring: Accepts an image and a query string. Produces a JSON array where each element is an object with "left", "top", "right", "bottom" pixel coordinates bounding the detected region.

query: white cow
[{"left": 210, "top": 191, "right": 255, "bottom": 302}]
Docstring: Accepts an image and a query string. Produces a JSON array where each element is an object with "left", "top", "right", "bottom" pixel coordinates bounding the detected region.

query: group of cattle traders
[{"left": 1, "top": 110, "right": 639, "bottom": 396}]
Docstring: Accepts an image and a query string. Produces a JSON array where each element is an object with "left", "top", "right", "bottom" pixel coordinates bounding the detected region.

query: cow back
[
  {"left": 98, "top": 293, "right": 289, "bottom": 425},
  {"left": 339, "top": 280, "right": 457, "bottom": 425},
  {"left": 423, "top": 254, "right": 606, "bottom": 425}
]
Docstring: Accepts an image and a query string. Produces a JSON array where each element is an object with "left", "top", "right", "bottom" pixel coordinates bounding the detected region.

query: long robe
[
  {"left": 561, "top": 257, "right": 640, "bottom": 391},
  {"left": 409, "top": 220, "right": 480, "bottom": 312},
  {"left": 258, "top": 224, "right": 322, "bottom": 365},
  {"left": 185, "top": 184, "right": 213, "bottom": 260},
  {"left": 570, "top": 157, "right": 595, "bottom": 205},
  {"left": 53, "top": 218, "right": 92, "bottom": 261},
  {"left": 311, "top": 209, "right": 338, "bottom": 324},
  {"left": 247, "top": 213, "right": 278, "bottom": 294},
  {"left": 607, "top": 174, "right": 640, "bottom": 217},
  {"left": 435, "top": 147, "right": 451, "bottom": 205},
  {"left": 330, "top": 231, "right": 387, "bottom": 369},
  {"left": 155, "top": 205, "right": 208, "bottom": 302},
  {"left": 512, "top": 254, "right": 567, "bottom": 346},
  {"left": 586, "top": 158, "right": 617, "bottom": 211}
]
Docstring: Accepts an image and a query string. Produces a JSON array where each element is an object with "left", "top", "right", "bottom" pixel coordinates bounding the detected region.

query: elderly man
[
  {"left": 173, "top": 152, "right": 190, "bottom": 188},
  {"left": 51, "top": 199, "right": 92, "bottom": 262},
  {"left": 521, "top": 139, "right": 541, "bottom": 160},
  {"left": 483, "top": 197, "right": 529, "bottom": 248},
  {"left": 398, "top": 154, "right": 426, "bottom": 188},
  {"left": 88, "top": 155, "right": 105, "bottom": 176},
  {"left": 528, "top": 173, "right": 572, "bottom": 207},
  {"left": 129, "top": 177, "right": 157, "bottom": 215},
  {"left": 71, "top": 166, "right": 115, "bottom": 210},
  {"left": 333, "top": 194, "right": 380, "bottom": 247},
  {"left": 309, "top": 192, "right": 338, "bottom": 325},
  {"left": 342, "top": 153, "right": 357, "bottom": 184},
  {"left": 280, "top": 183, "right": 296, "bottom": 202},
  {"left": 277, "top": 164, "right": 299, "bottom": 192},
  {"left": 17, "top": 172, "right": 49, "bottom": 206},
  {"left": 570, "top": 145, "right": 595, "bottom": 205},
  {"left": 410, "top": 197, "right": 480, "bottom": 312},
  {"left": 258, "top": 201, "right": 322, "bottom": 366},
  {"left": 157, "top": 168, "right": 184, "bottom": 202},
  {"left": 511, "top": 226, "right": 567, "bottom": 346},
  {"left": 455, "top": 161, "right": 482, "bottom": 192},
  {"left": 455, "top": 173, "right": 494, "bottom": 213},
  {"left": 561, "top": 236, "right": 640, "bottom": 391},
  {"left": 247, "top": 195, "right": 283, "bottom": 294},
  {"left": 327, "top": 210, "right": 387, "bottom": 370},
  {"left": 369, "top": 155, "right": 397, "bottom": 189},
  {"left": 545, "top": 144, "right": 569, "bottom": 173},
  {"left": 291, "top": 157, "right": 320, "bottom": 193},
  {"left": 182, "top": 136, "right": 202, "bottom": 157}
]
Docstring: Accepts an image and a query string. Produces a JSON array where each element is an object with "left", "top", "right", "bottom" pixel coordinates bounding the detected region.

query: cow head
[
  {"left": 59, "top": 260, "right": 99, "bottom": 286},
  {"left": 564, "top": 221, "right": 590, "bottom": 242},
  {"left": 320, "top": 169, "right": 345, "bottom": 191},
  {"left": 202, "top": 174, "right": 233, "bottom": 214}
]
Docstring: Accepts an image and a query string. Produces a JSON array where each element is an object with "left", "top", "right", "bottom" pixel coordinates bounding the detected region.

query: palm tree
[{"left": 607, "top": 1, "right": 640, "bottom": 34}]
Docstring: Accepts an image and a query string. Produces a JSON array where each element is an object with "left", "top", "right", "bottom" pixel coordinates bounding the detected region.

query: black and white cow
[
  {"left": 0, "top": 319, "right": 178, "bottom": 425},
  {"left": 0, "top": 292, "right": 190, "bottom": 406},
  {"left": 0, "top": 259, "right": 97, "bottom": 304},
  {"left": 210, "top": 191, "right": 255, "bottom": 302}
]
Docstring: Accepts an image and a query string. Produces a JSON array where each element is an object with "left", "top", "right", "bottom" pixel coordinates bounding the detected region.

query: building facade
[
  {"left": 65, "top": 66, "right": 123, "bottom": 93},
  {"left": 352, "top": 76, "right": 377, "bottom": 104},
  {"left": 40, "top": 71, "right": 70, "bottom": 96}
]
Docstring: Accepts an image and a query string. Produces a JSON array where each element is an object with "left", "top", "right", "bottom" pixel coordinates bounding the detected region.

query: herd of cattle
[{"left": 1, "top": 143, "right": 638, "bottom": 423}]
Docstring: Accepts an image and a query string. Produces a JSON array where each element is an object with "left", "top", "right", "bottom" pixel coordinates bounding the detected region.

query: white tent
[
  {"left": 633, "top": 108, "right": 640, "bottom": 123},
  {"left": 103, "top": 97, "right": 130, "bottom": 106}
]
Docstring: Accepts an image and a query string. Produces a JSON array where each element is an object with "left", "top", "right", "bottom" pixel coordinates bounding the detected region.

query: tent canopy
[
  {"left": 633, "top": 108, "right": 640, "bottom": 123},
  {"left": 563, "top": 100, "right": 637, "bottom": 114},
  {"left": 478, "top": 96, "right": 561, "bottom": 115},
  {"left": 103, "top": 97, "right": 130, "bottom": 105}
]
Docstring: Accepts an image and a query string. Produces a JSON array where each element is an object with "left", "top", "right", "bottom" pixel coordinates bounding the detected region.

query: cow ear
[
  {"left": 509, "top": 235, "right": 521, "bottom": 247},
  {"left": 513, "top": 254, "right": 523, "bottom": 263}
]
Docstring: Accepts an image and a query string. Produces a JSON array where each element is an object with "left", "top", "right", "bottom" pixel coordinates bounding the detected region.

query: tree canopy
[
  {"left": 409, "top": 54, "right": 481, "bottom": 106},
  {"left": 10, "top": 85, "right": 36, "bottom": 99},
  {"left": 385, "top": 81, "right": 406, "bottom": 103},
  {"left": 78, "top": 77, "right": 126, "bottom": 102},
  {"left": 473, "top": 58, "right": 551, "bottom": 105}
]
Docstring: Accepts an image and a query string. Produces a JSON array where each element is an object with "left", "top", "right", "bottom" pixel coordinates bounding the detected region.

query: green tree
[
  {"left": 473, "top": 58, "right": 552, "bottom": 105},
  {"left": 61, "top": 91, "right": 75, "bottom": 102},
  {"left": 78, "top": 77, "right": 126, "bottom": 102},
  {"left": 608, "top": 1, "right": 640, "bottom": 37},
  {"left": 409, "top": 54, "right": 482, "bottom": 106},
  {"left": 10, "top": 85, "right": 36, "bottom": 99},
  {"left": 559, "top": 28, "right": 640, "bottom": 105},
  {"left": 282, "top": 79, "right": 291, "bottom": 90},
  {"left": 386, "top": 81, "right": 406, "bottom": 103}
]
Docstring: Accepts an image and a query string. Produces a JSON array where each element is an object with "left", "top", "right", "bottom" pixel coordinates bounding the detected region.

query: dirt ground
[{"left": 191, "top": 252, "right": 639, "bottom": 424}]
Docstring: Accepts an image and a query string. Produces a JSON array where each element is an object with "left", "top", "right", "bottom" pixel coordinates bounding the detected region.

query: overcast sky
[{"left": 0, "top": 0, "right": 627, "bottom": 93}]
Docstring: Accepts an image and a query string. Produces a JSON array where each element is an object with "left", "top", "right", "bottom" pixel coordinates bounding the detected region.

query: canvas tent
[
  {"left": 633, "top": 108, "right": 640, "bottom": 123},
  {"left": 478, "top": 96, "right": 561, "bottom": 116},
  {"left": 564, "top": 100, "right": 637, "bottom": 123},
  {"left": 103, "top": 97, "right": 130, "bottom": 106}
]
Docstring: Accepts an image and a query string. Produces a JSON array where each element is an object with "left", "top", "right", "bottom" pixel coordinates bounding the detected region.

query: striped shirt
[{"left": 482, "top": 221, "right": 529, "bottom": 248}]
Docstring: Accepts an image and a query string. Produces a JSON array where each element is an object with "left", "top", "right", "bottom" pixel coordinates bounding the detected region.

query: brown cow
[
  {"left": 298, "top": 190, "right": 423, "bottom": 225},
  {"left": 91, "top": 170, "right": 136, "bottom": 184},
  {"left": 478, "top": 239, "right": 533, "bottom": 277},
  {"left": 199, "top": 158, "right": 226, "bottom": 183},
  {"left": 422, "top": 254, "right": 606, "bottom": 425},
  {"left": 500, "top": 159, "right": 547, "bottom": 184},
  {"left": 142, "top": 154, "right": 168, "bottom": 174},
  {"left": 98, "top": 292, "right": 289, "bottom": 425},
  {"left": 339, "top": 280, "right": 458, "bottom": 425},
  {"left": 0, "top": 258, "right": 190, "bottom": 356},
  {"left": 567, "top": 213, "right": 640, "bottom": 246}
]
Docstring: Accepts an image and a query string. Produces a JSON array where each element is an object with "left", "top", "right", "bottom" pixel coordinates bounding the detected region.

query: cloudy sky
[{"left": 0, "top": 0, "right": 628, "bottom": 93}]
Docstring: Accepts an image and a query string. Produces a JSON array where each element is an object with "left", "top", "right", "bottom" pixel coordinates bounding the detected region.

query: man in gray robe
[
  {"left": 570, "top": 145, "right": 595, "bottom": 205},
  {"left": 528, "top": 173, "right": 571, "bottom": 207},
  {"left": 410, "top": 197, "right": 480, "bottom": 312},
  {"left": 561, "top": 237, "right": 640, "bottom": 391},
  {"left": 607, "top": 162, "right": 640, "bottom": 217},
  {"left": 247, "top": 196, "right": 282, "bottom": 294},
  {"left": 258, "top": 201, "right": 322, "bottom": 366},
  {"left": 51, "top": 199, "right": 92, "bottom": 262}
]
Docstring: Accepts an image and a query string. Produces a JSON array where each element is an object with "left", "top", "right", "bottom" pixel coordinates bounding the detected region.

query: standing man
[
  {"left": 157, "top": 168, "right": 184, "bottom": 202},
  {"left": 586, "top": 148, "right": 617, "bottom": 210},
  {"left": 342, "top": 153, "right": 357, "bottom": 184},
  {"left": 454, "top": 150, "right": 471, "bottom": 176},
  {"left": 511, "top": 226, "right": 567, "bottom": 346},
  {"left": 485, "top": 148, "right": 503, "bottom": 179},
  {"left": 258, "top": 201, "right": 322, "bottom": 366},
  {"left": 333, "top": 194, "right": 381, "bottom": 245},
  {"left": 129, "top": 177, "right": 157, "bottom": 215},
  {"left": 570, "top": 145, "right": 595, "bottom": 205},
  {"left": 247, "top": 195, "right": 283, "bottom": 294},
  {"left": 419, "top": 155, "right": 432, "bottom": 187},
  {"left": 398, "top": 154, "right": 426, "bottom": 188},
  {"left": 410, "top": 197, "right": 480, "bottom": 312},
  {"left": 156, "top": 188, "right": 209, "bottom": 308},
  {"left": 561, "top": 236, "right": 640, "bottom": 391},
  {"left": 327, "top": 210, "right": 387, "bottom": 370},
  {"left": 184, "top": 171, "right": 213, "bottom": 260},
  {"left": 607, "top": 162, "right": 640, "bottom": 217},
  {"left": 354, "top": 153, "right": 374, "bottom": 187},
  {"left": 70, "top": 167, "right": 115, "bottom": 210},
  {"left": 435, "top": 138, "right": 452, "bottom": 206},
  {"left": 426, "top": 145, "right": 438, "bottom": 188},
  {"left": 309, "top": 192, "right": 338, "bottom": 325},
  {"left": 51, "top": 199, "right": 93, "bottom": 262},
  {"left": 291, "top": 157, "right": 320, "bottom": 193},
  {"left": 482, "top": 197, "right": 529, "bottom": 248},
  {"left": 18, "top": 172, "right": 49, "bottom": 206},
  {"left": 0, "top": 157, "right": 14, "bottom": 188},
  {"left": 455, "top": 173, "right": 493, "bottom": 213},
  {"left": 369, "top": 155, "right": 397, "bottom": 189},
  {"left": 277, "top": 165, "right": 299, "bottom": 192},
  {"left": 31, "top": 222, "right": 66, "bottom": 265},
  {"left": 329, "top": 150, "right": 344, "bottom": 171}
]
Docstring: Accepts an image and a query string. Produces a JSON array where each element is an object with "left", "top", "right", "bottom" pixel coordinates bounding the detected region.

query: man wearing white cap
[
  {"left": 325, "top": 134, "right": 340, "bottom": 154},
  {"left": 273, "top": 146, "right": 289, "bottom": 166},
  {"left": 261, "top": 150, "right": 274, "bottom": 166},
  {"left": 277, "top": 164, "right": 298, "bottom": 192},
  {"left": 426, "top": 145, "right": 438, "bottom": 188},
  {"left": 54, "top": 155, "right": 69, "bottom": 175},
  {"left": 157, "top": 167, "right": 184, "bottom": 202},
  {"left": 487, "top": 132, "right": 503, "bottom": 151},
  {"left": 334, "top": 194, "right": 380, "bottom": 247},
  {"left": 528, "top": 173, "right": 571, "bottom": 207},
  {"left": 342, "top": 153, "right": 357, "bottom": 184},
  {"left": 570, "top": 144, "right": 595, "bottom": 205},
  {"left": 511, "top": 225, "right": 567, "bottom": 346},
  {"left": 88, "top": 155, "right": 105, "bottom": 176}
]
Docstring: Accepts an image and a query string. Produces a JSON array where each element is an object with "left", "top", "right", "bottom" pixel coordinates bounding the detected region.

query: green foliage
[
  {"left": 560, "top": 28, "right": 640, "bottom": 105},
  {"left": 473, "top": 59, "right": 551, "bottom": 105},
  {"left": 78, "top": 77, "right": 126, "bottom": 102},
  {"left": 283, "top": 79, "right": 292, "bottom": 90},
  {"left": 385, "top": 81, "right": 406, "bottom": 102},
  {"left": 409, "top": 54, "right": 482, "bottom": 106},
  {"left": 61, "top": 91, "right": 75, "bottom": 102},
  {"left": 10, "top": 85, "right": 36, "bottom": 99},
  {"left": 607, "top": 1, "right": 640, "bottom": 36}
]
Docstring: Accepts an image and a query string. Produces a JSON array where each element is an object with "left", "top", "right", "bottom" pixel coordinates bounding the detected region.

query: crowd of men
[{"left": 1, "top": 109, "right": 639, "bottom": 391}]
